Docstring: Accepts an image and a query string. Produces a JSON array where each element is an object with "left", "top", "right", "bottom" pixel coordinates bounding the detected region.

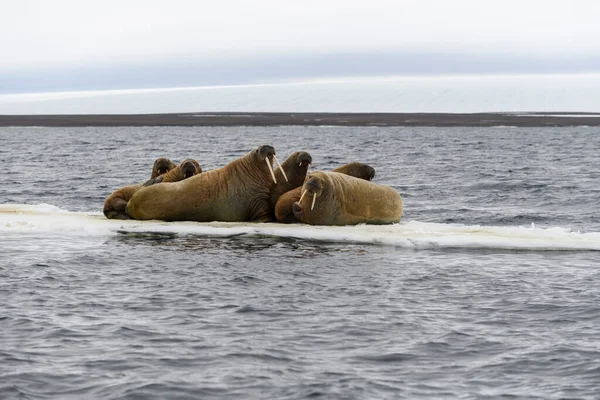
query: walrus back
[
  {"left": 126, "top": 179, "right": 195, "bottom": 220},
  {"left": 330, "top": 172, "right": 403, "bottom": 225},
  {"left": 125, "top": 167, "right": 264, "bottom": 222}
]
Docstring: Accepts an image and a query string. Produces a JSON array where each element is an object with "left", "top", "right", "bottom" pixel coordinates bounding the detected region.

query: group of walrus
[{"left": 103, "top": 145, "right": 403, "bottom": 226}]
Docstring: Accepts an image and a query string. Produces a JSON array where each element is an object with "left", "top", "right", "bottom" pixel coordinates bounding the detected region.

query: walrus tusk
[
  {"left": 273, "top": 155, "right": 288, "bottom": 182},
  {"left": 299, "top": 189, "right": 307, "bottom": 204},
  {"left": 266, "top": 158, "right": 277, "bottom": 184},
  {"left": 311, "top": 193, "right": 317, "bottom": 211}
]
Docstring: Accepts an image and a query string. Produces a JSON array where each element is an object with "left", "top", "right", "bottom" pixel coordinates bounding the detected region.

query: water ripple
[{"left": 2, "top": 126, "right": 600, "bottom": 398}]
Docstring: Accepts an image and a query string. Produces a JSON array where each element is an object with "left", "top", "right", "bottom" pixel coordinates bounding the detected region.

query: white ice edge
[{"left": 1, "top": 203, "right": 599, "bottom": 251}]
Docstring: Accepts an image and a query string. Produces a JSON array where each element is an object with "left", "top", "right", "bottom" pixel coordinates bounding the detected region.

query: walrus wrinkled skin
[
  {"left": 274, "top": 162, "right": 376, "bottom": 223},
  {"left": 292, "top": 171, "right": 403, "bottom": 226},
  {"left": 269, "top": 151, "right": 312, "bottom": 210},
  {"left": 103, "top": 158, "right": 201, "bottom": 220},
  {"left": 126, "top": 145, "right": 279, "bottom": 222},
  {"left": 151, "top": 157, "right": 178, "bottom": 179}
]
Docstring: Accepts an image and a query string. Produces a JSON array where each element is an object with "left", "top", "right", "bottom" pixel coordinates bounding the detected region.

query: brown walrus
[
  {"left": 269, "top": 151, "right": 312, "bottom": 210},
  {"left": 103, "top": 158, "right": 201, "bottom": 220},
  {"left": 142, "top": 159, "right": 202, "bottom": 186},
  {"left": 331, "top": 162, "right": 375, "bottom": 181},
  {"left": 125, "top": 145, "right": 283, "bottom": 222},
  {"left": 151, "top": 157, "right": 178, "bottom": 179},
  {"left": 291, "top": 171, "right": 403, "bottom": 226},
  {"left": 274, "top": 162, "right": 375, "bottom": 223}
]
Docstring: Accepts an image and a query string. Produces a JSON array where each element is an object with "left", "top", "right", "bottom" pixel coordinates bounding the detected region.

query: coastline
[{"left": 1, "top": 112, "right": 600, "bottom": 127}]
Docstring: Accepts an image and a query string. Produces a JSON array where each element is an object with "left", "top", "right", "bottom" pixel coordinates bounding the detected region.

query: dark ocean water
[{"left": 1, "top": 126, "right": 600, "bottom": 399}]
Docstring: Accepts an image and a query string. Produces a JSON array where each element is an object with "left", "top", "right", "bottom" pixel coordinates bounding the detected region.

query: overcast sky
[{"left": 2, "top": 0, "right": 600, "bottom": 92}]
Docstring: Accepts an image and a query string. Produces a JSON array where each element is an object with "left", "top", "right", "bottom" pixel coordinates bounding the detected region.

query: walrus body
[
  {"left": 274, "top": 162, "right": 376, "bottom": 223},
  {"left": 292, "top": 171, "right": 402, "bottom": 226},
  {"left": 126, "top": 145, "right": 279, "bottom": 222},
  {"left": 103, "top": 158, "right": 201, "bottom": 220}
]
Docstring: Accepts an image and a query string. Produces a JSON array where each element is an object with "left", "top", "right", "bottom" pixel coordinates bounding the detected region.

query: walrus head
[
  {"left": 151, "top": 157, "right": 177, "bottom": 179},
  {"left": 365, "top": 166, "right": 376, "bottom": 181},
  {"left": 181, "top": 159, "right": 202, "bottom": 179},
  {"left": 296, "top": 152, "right": 312, "bottom": 168},
  {"left": 274, "top": 151, "right": 312, "bottom": 187},
  {"left": 268, "top": 150, "right": 313, "bottom": 210},
  {"left": 293, "top": 173, "right": 326, "bottom": 221},
  {"left": 252, "top": 145, "right": 286, "bottom": 184}
]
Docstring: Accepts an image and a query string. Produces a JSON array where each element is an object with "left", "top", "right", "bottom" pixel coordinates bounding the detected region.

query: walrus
[
  {"left": 125, "top": 145, "right": 284, "bottom": 222},
  {"left": 103, "top": 157, "right": 178, "bottom": 220},
  {"left": 269, "top": 151, "right": 312, "bottom": 210},
  {"left": 103, "top": 158, "right": 201, "bottom": 220},
  {"left": 274, "top": 162, "right": 376, "bottom": 223},
  {"left": 142, "top": 158, "right": 202, "bottom": 186},
  {"left": 291, "top": 171, "right": 403, "bottom": 226},
  {"left": 151, "top": 157, "right": 178, "bottom": 179},
  {"left": 331, "top": 162, "right": 375, "bottom": 181}
]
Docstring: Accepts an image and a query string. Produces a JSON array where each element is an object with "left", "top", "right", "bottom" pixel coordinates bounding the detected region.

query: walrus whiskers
[
  {"left": 311, "top": 193, "right": 317, "bottom": 211},
  {"left": 299, "top": 190, "right": 307, "bottom": 204},
  {"left": 273, "top": 155, "right": 288, "bottom": 182},
  {"left": 266, "top": 158, "right": 277, "bottom": 184}
]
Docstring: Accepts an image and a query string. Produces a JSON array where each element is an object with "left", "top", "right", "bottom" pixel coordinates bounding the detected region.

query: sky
[{"left": 2, "top": 0, "right": 600, "bottom": 93}]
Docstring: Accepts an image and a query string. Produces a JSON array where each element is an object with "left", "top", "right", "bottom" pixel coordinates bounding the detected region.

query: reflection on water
[{"left": 112, "top": 234, "right": 352, "bottom": 259}]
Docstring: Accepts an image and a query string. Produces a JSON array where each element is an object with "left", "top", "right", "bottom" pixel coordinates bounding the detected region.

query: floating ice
[{"left": 1, "top": 203, "right": 599, "bottom": 251}]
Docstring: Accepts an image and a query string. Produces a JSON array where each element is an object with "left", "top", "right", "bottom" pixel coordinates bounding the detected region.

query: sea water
[
  {"left": 1, "top": 74, "right": 600, "bottom": 114},
  {"left": 1, "top": 126, "right": 600, "bottom": 399}
]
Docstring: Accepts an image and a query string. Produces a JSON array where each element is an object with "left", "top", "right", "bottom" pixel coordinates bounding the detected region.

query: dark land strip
[{"left": 1, "top": 112, "right": 600, "bottom": 127}]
